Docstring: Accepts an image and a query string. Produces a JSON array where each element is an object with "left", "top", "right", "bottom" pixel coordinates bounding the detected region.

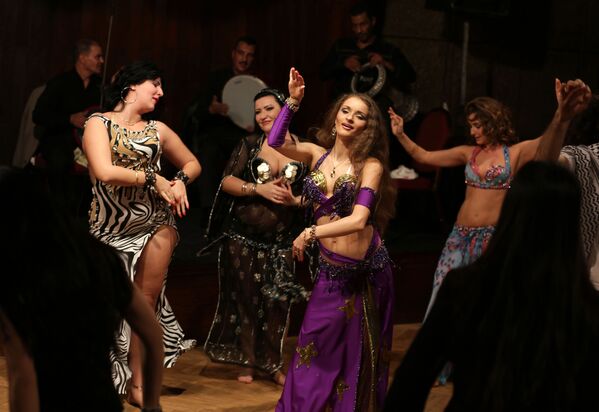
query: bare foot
[
  {"left": 272, "top": 371, "right": 286, "bottom": 386},
  {"left": 237, "top": 368, "right": 254, "bottom": 384},
  {"left": 127, "top": 382, "right": 143, "bottom": 407}
]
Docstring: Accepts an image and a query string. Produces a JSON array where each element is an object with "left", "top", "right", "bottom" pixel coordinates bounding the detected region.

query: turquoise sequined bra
[{"left": 464, "top": 144, "right": 512, "bottom": 189}]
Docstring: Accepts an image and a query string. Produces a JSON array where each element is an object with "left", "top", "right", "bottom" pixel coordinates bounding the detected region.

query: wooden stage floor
[{"left": 0, "top": 324, "right": 451, "bottom": 412}]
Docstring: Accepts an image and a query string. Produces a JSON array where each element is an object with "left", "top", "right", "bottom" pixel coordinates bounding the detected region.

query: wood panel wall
[
  {"left": 4, "top": 1, "right": 599, "bottom": 333},
  {"left": 5, "top": 0, "right": 599, "bottom": 165},
  {"left": 1, "top": 0, "right": 361, "bottom": 165},
  {"left": 386, "top": 0, "right": 599, "bottom": 140}
]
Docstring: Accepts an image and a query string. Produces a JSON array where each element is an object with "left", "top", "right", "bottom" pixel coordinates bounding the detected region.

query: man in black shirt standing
[
  {"left": 183, "top": 36, "right": 257, "bottom": 227},
  {"left": 320, "top": 3, "right": 416, "bottom": 99},
  {"left": 320, "top": 3, "right": 417, "bottom": 167},
  {"left": 33, "top": 38, "right": 104, "bottom": 220}
]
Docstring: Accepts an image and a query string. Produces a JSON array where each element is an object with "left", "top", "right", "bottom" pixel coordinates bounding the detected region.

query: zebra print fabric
[
  {"left": 561, "top": 143, "right": 599, "bottom": 266},
  {"left": 87, "top": 114, "right": 195, "bottom": 394}
]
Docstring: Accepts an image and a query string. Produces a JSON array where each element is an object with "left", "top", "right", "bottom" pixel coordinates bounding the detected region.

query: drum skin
[{"left": 222, "top": 75, "right": 268, "bottom": 130}]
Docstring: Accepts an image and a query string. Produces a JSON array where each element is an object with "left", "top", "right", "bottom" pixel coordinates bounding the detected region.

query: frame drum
[
  {"left": 351, "top": 63, "right": 419, "bottom": 122},
  {"left": 222, "top": 75, "right": 268, "bottom": 130},
  {"left": 350, "top": 62, "right": 387, "bottom": 97}
]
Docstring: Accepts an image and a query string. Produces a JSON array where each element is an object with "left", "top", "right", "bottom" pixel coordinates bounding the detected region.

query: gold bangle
[
  {"left": 285, "top": 97, "right": 300, "bottom": 113},
  {"left": 241, "top": 182, "right": 257, "bottom": 196},
  {"left": 134, "top": 170, "right": 139, "bottom": 185},
  {"left": 304, "top": 225, "right": 317, "bottom": 246}
]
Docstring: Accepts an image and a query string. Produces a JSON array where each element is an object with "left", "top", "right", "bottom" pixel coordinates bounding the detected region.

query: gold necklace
[
  {"left": 116, "top": 113, "right": 142, "bottom": 127},
  {"left": 329, "top": 151, "right": 351, "bottom": 178}
]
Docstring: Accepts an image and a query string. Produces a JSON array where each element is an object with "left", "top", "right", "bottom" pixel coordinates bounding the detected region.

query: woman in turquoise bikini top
[{"left": 390, "top": 96, "right": 551, "bottom": 228}]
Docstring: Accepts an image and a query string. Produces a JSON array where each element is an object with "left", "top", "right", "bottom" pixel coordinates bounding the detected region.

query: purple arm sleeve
[
  {"left": 267, "top": 103, "right": 295, "bottom": 148},
  {"left": 355, "top": 187, "right": 376, "bottom": 211}
]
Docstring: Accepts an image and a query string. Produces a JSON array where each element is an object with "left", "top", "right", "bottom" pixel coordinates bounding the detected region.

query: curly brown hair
[
  {"left": 465, "top": 97, "right": 517, "bottom": 146},
  {"left": 314, "top": 93, "right": 396, "bottom": 232}
]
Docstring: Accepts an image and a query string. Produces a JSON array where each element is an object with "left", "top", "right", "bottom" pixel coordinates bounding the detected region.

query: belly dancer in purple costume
[
  {"left": 389, "top": 93, "right": 567, "bottom": 384},
  {"left": 268, "top": 68, "right": 397, "bottom": 411}
]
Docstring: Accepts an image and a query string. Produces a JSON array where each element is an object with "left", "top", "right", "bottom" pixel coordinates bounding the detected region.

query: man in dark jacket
[
  {"left": 33, "top": 38, "right": 104, "bottom": 220},
  {"left": 320, "top": 3, "right": 417, "bottom": 167},
  {"left": 183, "top": 36, "right": 257, "bottom": 227}
]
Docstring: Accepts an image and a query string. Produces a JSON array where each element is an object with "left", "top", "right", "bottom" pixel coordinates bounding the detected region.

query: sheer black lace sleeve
[{"left": 201, "top": 135, "right": 258, "bottom": 249}]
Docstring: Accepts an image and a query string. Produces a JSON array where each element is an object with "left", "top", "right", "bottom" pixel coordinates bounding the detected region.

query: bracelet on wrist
[
  {"left": 304, "top": 225, "right": 317, "bottom": 246},
  {"left": 174, "top": 169, "right": 190, "bottom": 185},
  {"left": 144, "top": 166, "right": 157, "bottom": 191},
  {"left": 241, "top": 182, "right": 257, "bottom": 196},
  {"left": 285, "top": 97, "right": 300, "bottom": 113},
  {"left": 134, "top": 170, "right": 140, "bottom": 186}
]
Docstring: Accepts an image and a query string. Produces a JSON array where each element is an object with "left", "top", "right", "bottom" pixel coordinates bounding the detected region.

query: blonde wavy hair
[{"left": 314, "top": 93, "right": 396, "bottom": 232}]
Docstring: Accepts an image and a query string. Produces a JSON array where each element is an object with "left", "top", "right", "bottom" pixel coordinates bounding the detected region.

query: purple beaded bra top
[
  {"left": 266, "top": 102, "right": 377, "bottom": 221},
  {"left": 303, "top": 151, "right": 376, "bottom": 221}
]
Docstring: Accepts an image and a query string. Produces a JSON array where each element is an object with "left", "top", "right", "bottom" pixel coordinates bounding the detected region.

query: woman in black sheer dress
[{"left": 202, "top": 88, "right": 308, "bottom": 385}]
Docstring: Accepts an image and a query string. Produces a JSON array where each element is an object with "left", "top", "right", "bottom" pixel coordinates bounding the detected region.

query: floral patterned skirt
[
  {"left": 424, "top": 223, "right": 494, "bottom": 385},
  {"left": 425, "top": 224, "right": 495, "bottom": 317}
]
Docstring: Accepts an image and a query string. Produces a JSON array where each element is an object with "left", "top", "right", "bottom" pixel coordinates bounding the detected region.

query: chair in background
[
  {"left": 12, "top": 85, "right": 45, "bottom": 167},
  {"left": 392, "top": 107, "right": 452, "bottom": 227}
]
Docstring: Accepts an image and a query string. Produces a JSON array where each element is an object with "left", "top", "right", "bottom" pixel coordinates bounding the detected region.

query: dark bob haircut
[
  {"left": 103, "top": 61, "right": 163, "bottom": 111},
  {"left": 253, "top": 88, "right": 285, "bottom": 107}
]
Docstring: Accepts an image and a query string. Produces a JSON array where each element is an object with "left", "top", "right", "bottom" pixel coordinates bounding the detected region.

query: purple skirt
[{"left": 277, "top": 236, "right": 394, "bottom": 411}]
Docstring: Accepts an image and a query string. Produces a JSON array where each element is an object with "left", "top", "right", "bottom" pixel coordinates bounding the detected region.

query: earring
[
  {"left": 331, "top": 127, "right": 337, "bottom": 138},
  {"left": 121, "top": 87, "right": 137, "bottom": 104}
]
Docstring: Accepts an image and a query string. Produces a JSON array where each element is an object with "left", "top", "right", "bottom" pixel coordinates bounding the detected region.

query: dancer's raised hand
[
  {"left": 555, "top": 78, "right": 592, "bottom": 122},
  {"left": 388, "top": 107, "right": 405, "bottom": 138},
  {"left": 288, "top": 67, "right": 305, "bottom": 103}
]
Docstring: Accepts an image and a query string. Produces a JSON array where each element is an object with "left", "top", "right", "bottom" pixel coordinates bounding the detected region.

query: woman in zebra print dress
[{"left": 82, "top": 61, "right": 201, "bottom": 406}]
